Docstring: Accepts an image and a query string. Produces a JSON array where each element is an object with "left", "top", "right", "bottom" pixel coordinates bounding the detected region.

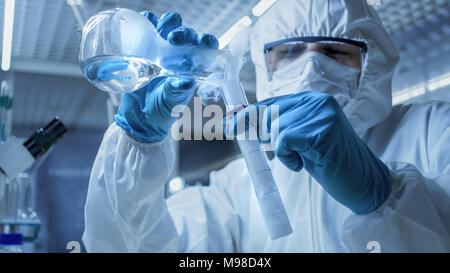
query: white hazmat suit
[{"left": 83, "top": 0, "right": 450, "bottom": 252}]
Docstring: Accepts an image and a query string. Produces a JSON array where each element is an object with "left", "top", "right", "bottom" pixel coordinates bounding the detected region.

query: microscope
[{"left": 0, "top": 118, "right": 67, "bottom": 252}]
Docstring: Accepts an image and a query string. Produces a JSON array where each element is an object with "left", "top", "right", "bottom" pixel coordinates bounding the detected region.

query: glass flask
[{"left": 79, "top": 8, "right": 228, "bottom": 94}]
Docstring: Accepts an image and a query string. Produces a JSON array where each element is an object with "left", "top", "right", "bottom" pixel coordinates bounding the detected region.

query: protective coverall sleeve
[
  {"left": 82, "top": 123, "right": 241, "bottom": 252},
  {"left": 82, "top": 122, "right": 177, "bottom": 252},
  {"left": 342, "top": 103, "right": 450, "bottom": 252},
  {"left": 342, "top": 163, "right": 450, "bottom": 252}
]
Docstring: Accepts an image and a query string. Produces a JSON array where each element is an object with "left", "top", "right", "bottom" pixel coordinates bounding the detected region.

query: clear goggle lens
[{"left": 263, "top": 38, "right": 367, "bottom": 80}]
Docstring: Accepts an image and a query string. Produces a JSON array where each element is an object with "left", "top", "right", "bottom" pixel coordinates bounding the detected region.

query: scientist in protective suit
[{"left": 83, "top": 0, "right": 450, "bottom": 252}]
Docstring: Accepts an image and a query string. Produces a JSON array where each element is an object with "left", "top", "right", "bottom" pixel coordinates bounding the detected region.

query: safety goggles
[{"left": 264, "top": 37, "right": 367, "bottom": 80}]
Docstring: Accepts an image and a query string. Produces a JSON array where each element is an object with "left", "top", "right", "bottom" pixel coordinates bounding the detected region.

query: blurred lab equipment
[
  {"left": 0, "top": 80, "right": 13, "bottom": 144},
  {"left": 0, "top": 118, "right": 68, "bottom": 252},
  {"left": 0, "top": 233, "right": 22, "bottom": 253}
]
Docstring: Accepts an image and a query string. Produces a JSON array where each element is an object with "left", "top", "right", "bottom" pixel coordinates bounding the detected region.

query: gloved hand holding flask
[
  {"left": 113, "top": 11, "right": 221, "bottom": 143},
  {"left": 79, "top": 9, "right": 223, "bottom": 142}
]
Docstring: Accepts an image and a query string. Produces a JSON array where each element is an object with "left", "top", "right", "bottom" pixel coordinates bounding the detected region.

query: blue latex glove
[
  {"left": 113, "top": 11, "right": 218, "bottom": 143},
  {"left": 227, "top": 91, "right": 392, "bottom": 215}
]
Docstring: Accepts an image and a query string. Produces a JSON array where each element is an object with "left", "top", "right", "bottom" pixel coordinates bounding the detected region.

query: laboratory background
[{"left": 0, "top": 0, "right": 449, "bottom": 253}]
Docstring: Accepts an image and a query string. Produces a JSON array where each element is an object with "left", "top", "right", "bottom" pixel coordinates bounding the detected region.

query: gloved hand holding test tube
[
  {"left": 79, "top": 8, "right": 292, "bottom": 240},
  {"left": 221, "top": 51, "right": 293, "bottom": 239}
]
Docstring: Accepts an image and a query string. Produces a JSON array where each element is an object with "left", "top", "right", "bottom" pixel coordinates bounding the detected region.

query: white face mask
[{"left": 266, "top": 51, "right": 360, "bottom": 110}]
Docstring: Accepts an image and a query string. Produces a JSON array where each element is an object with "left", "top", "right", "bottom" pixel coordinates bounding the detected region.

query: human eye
[
  {"left": 284, "top": 43, "right": 306, "bottom": 59},
  {"left": 323, "top": 46, "right": 349, "bottom": 56}
]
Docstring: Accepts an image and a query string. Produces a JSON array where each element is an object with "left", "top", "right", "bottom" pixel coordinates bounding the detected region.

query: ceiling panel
[
  {"left": 1, "top": 0, "right": 261, "bottom": 64},
  {"left": 0, "top": 0, "right": 447, "bottom": 73}
]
